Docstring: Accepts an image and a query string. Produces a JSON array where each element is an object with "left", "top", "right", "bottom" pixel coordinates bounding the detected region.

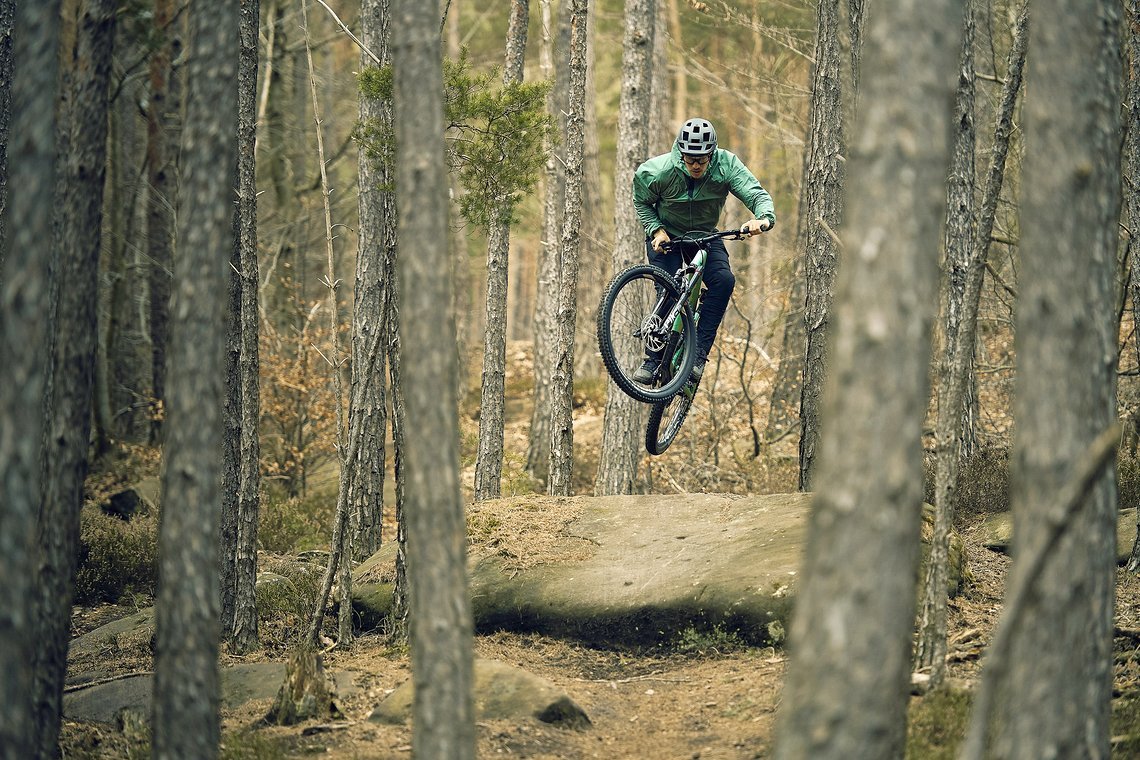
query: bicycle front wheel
[
  {"left": 645, "top": 385, "right": 694, "bottom": 455},
  {"left": 596, "top": 264, "right": 697, "bottom": 403}
]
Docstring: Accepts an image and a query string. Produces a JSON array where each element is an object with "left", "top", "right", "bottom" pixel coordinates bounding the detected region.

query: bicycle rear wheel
[
  {"left": 596, "top": 264, "right": 696, "bottom": 403},
  {"left": 645, "top": 384, "right": 694, "bottom": 455}
]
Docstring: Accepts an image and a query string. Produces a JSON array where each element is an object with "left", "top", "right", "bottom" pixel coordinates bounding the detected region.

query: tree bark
[
  {"left": 1123, "top": 0, "right": 1140, "bottom": 573},
  {"left": 594, "top": 0, "right": 655, "bottom": 496},
  {"left": 547, "top": 0, "right": 590, "bottom": 497},
  {"left": 393, "top": 0, "right": 475, "bottom": 756},
  {"left": 0, "top": 2, "right": 60, "bottom": 756},
  {"left": 146, "top": 0, "right": 175, "bottom": 443},
  {"left": 526, "top": 0, "right": 567, "bottom": 483},
  {"left": 475, "top": 0, "right": 529, "bottom": 501},
  {"left": 916, "top": 0, "right": 1030, "bottom": 686},
  {"left": 914, "top": 0, "right": 977, "bottom": 684},
  {"left": 230, "top": 0, "right": 261, "bottom": 656},
  {"left": 0, "top": 0, "right": 13, "bottom": 279},
  {"left": 350, "top": 0, "right": 393, "bottom": 562},
  {"left": 32, "top": 1, "right": 114, "bottom": 755},
  {"left": 573, "top": 4, "right": 603, "bottom": 380},
  {"left": 773, "top": 0, "right": 962, "bottom": 755},
  {"left": 985, "top": 0, "right": 1121, "bottom": 756},
  {"left": 796, "top": 0, "right": 848, "bottom": 491},
  {"left": 152, "top": 0, "right": 237, "bottom": 756}
]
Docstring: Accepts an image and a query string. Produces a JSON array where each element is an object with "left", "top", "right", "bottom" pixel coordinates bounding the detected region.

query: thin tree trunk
[
  {"left": 389, "top": 261, "right": 409, "bottom": 628},
  {"left": 146, "top": 0, "right": 174, "bottom": 444},
  {"left": 574, "top": 2, "right": 603, "bottom": 380},
  {"left": 1123, "top": 0, "right": 1140, "bottom": 573},
  {"left": 914, "top": 0, "right": 978, "bottom": 684},
  {"left": 982, "top": 0, "right": 1122, "bottom": 755},
  {"left": 350, "top": 0, "right": 393, "bottom": 562},
  {"left": 916, "top": 0, "right": 1030, "bottom": 686},
  {"left": 797, "top": 0, "right": 849, "bottom": 491},
  {"left": 526, "top": 0, "right": 564, "bottom": 483},
  {"left": 774, "top": 0, "right": 962, "bottom": 754},
  {"left": 220, "top": 193, "right": 241, "bottom": 642},
  {"left": 594, "top": 0, "right": 655, "bottom": 496},
  {"left": 230, "top": 0, "right": 261, "bottom": 656},
  {"left": 667, "top": 0, "right": 685, "bottom": 124},
  {"left": 32, "top": 1, "right": 114, "bottom": 755},
  {"left": 0, "top": 0, "right": 14, "bottom": 279},
  {"left": 152, "top": 0, "right": 238, "bottom": 755},
  {"left": 393, "top": 0, "right": 474, "bottom": 754},
  {"left": 547, "top": 0, "right": 589, "bottom": 497},
  {"left": 475, "top": 0, "right": 528, "bottom": 501},
  {"left": 300, "top": 0, "right": 352, "bottom": 649}
]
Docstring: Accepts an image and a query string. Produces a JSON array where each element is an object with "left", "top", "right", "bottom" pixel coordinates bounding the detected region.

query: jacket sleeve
[
  {"left": 632, "top": 163, "right": 663, "bottom": 238},
  {"left": 725, "top": 153, "right": 776, "bottom": 227}
]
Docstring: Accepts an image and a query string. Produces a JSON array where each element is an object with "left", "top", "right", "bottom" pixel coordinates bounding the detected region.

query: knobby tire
[
  {"left": 596, "top": 264, "right": 696, "bottom": 404},
  {"left": 645, "top": 387, "right": 694, "bottom": 455}
]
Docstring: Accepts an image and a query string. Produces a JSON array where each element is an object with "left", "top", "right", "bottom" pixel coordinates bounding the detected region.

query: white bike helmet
[{"left": 676, "top": 117, "right": 717, "bottom": 155}]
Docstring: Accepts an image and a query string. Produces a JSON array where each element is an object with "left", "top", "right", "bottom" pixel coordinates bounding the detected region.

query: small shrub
[
  {"left": 673, "top": 624, "right": 744, "bottom": 656},
  {"left": 954, "top": 447, "right": 1011, "bottom": 521},
  {"left": 259, "top": 491, "right": 335, "bottom": 554},
  {"left": 220, "top": 729, "right": 285, "bottom": 760},
  {"left": 1112, "top": 694, "right": 1140, "bottom": 759},
  {"left": 1117, "top": 452, "right": 1140, "bottom": 512},
  {"left": 906, "top": 686, "right": 971, "bottom": 759},
  {"left": 256, "top": 558, "right": 325, "bottom": 650},
  {"left": 74, "top": 507, "right": 159, "bottom": 605}
]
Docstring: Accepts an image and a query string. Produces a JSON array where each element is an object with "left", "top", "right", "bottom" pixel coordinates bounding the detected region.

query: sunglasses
[{"left": 681, "top": 154, "right": 711, "bottom": 167}]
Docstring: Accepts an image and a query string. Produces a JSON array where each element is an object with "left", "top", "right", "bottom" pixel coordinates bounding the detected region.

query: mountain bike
[{"left": 596, "top": 228, "right": 752, "bottom": 454}]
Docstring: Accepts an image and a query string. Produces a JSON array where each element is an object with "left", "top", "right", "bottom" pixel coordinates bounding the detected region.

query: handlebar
[{"left": 658, "top": 227, "right": 760, "bottom": 253}]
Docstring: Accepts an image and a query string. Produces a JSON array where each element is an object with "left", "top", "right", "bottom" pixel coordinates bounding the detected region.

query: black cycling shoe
[
  {"left": 690, "top": 360, "right": 706, "bottom": 382},
  {"left": 632, "top": 359, "right": 659, "bottom": 384}
]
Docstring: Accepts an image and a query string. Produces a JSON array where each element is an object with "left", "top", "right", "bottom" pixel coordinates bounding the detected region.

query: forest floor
[
  {"left": 60, "top": 342, "right": 1140, "bottom": 758},
  {"left": 61, "top": 521, "right": 1140, "bottom": 759}
]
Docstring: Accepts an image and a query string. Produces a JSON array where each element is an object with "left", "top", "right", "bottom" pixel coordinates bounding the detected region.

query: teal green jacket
[{"left": 632, "top": 144, "right": 776, "bottom": 238}]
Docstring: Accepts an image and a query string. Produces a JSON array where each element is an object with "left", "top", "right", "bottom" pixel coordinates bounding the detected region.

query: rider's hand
[
  {"left": 651, "top": 227, "right": 671, "bottom": 252},
  {"left": 741, "top": 219, "right": 771, "bottom": 236}
]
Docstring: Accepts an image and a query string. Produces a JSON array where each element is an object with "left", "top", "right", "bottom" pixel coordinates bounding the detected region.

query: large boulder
[
  {"left": 979, "top": 507, "right": 1137, "bottom": 563},
  {"left": 354, "top": 493, "right": 966, "bottom": 647}
]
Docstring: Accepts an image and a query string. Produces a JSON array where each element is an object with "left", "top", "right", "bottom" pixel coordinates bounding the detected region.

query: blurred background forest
[{"left": 82, "top": 0, "right": 1071, "bottom": 517}]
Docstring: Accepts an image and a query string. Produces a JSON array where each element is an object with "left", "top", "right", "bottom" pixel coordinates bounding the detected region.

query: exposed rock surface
[{"left": 368, "top": 658, "right": 591, "bottom": 728}]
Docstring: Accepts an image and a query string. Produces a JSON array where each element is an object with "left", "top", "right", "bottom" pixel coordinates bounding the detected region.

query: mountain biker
[{"left": 631, "top": 117, "right": 776, "bottom": 383}]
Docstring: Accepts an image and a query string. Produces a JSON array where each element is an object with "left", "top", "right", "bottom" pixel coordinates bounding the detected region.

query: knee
[{"left": 707, "top": 268, "right": 735, "bottom": 296}]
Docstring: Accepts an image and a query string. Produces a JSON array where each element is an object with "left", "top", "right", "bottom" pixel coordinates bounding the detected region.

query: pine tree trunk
[
  {"left": 0, "top": 4, "right": 60, "bottom": 758},
  {"left": 574, "top": 4, "right": 603, "bottom": 380},
  {"left": 774, "top": 0, "right": 962, "bottom": 755},
  {"left": 0, "top": 0, "right": 14, "bottom": 279},
  {"left": 0, "top": 1, "right": 60, "bottom": 755},
  {"left": 547, "top": 0, "right": 589, "bottom": 497},
  {"left": 916, "top": 0, "right": 1029, "bottom": 685},
  {"left": 146, "top": 0, "right": 175, "bottom": 443},
  {"left": 475, "top": 0, "right": 528, "bottom": 501},
  {"left": 152, "top": 0, "right": 237, "bottom": 755},
  {"left": 32, "top": 2, "right": 114, "bottom": 755},
  {"left": 985, "top": 0, "right": 1121, "bottom": 755},
  {"left": 526, "top": 0, "right": 566, "bottom": 483},
  {"left": 594, "top": 0, "right": 655, "bottom": 496},
  {"left": 393, "top": 0, "right": 474, "bottom": 753},
  {"left": 230, "top": 0, "right": 261, "bottom": 655},
  {"left": 914, "top": 0, "right": 977, "bottom": 684},
  {"left": 1123, "top": 0, "right": 1140, "bottom": 573},
  {"left": 350, "top": 0, "right": 393, "bottom": 560},
  {"left": 796, "top": 0, "right": 848, "bottom": 491}
]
